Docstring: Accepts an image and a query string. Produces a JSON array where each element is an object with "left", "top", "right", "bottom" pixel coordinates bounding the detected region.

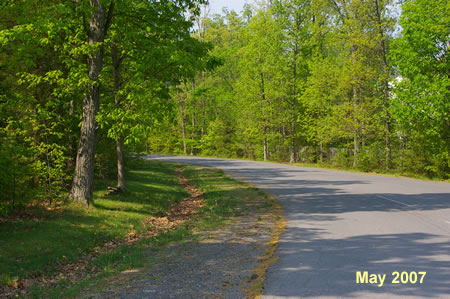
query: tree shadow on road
[
  {"left": 264, "top": 230, "right": 450, "bottom": 298},
  {"left": 146, "top": 155, "right": 450, "bottom": 297}
]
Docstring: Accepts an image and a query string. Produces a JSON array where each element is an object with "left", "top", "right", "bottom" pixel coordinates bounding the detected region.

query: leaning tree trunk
[{"left": 70, "top": 1, "right": 113, "bottom": 207}]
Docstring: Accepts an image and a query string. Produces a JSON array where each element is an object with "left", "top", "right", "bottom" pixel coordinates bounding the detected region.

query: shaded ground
[
  {"left": 147, "top": 155, "right": 450, "bottom": 299},
  {"left": 0, "top": 160, "right": 190, "bottom": 297},
  {"left": 80, "top": 187, "right": 281, "bottom": 298},
  {"left": 77, "top": 162, "right": 283, "bottom": 298}
]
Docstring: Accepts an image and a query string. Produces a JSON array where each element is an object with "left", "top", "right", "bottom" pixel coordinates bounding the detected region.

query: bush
[
  {"left": 357, "top": 142, "right": 385, "bottom": 172},
  {"left": 0, "top": 136, "right": 35, "bottom": 216},
  {"left": 332, "top": 147, "right": 352, "bottom": 168}
]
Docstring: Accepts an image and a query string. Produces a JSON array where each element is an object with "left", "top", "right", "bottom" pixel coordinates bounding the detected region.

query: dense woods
[
  {"left": 148, "top": 0, "right": 449, "bottom": 177},
  {"left": 0, "top": 0, "right": 449, "bottom": 216},
  {"left": 0, "top": 0, "right": 209, "bottom": 214}
]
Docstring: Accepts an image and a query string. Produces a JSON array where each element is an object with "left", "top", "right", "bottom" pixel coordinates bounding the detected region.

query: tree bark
[
  {"left": 112, "top": 42, "right": 126, "bottom": 191},
  {"left": 178, "top": 92, "right": 187, "bottom": 155},
  {"left": 263, "top": 131, "right": 268, "bottom": 162},
  {"left": 260, "top": 72, "right": 268, "bottom": 161},
  {"left": 116, "top": 137, "right": 125, "bottom": 191},
  {"left": 361, "top": 121, "right": 366, "bottom": 148},
  {"left": 67, "top": 99, "right": 75, "bottom": 168},
  {"left": 289, "top": 43, "right": 298, "bottom": 163},
  {"left": 201, "top": 97, "right": 206, "bottom": 136},
  {"left": 351, "top": 45, "right": 360, "bottom": 168},
  {"left": 375, "top": 0, "right": 392, "bottom": 170},
  {"left": 70, "top": 0, "right": 113, "bottom": 207},
  {"left": 320, "top": 142, "right": 324, "bottom": 163}
]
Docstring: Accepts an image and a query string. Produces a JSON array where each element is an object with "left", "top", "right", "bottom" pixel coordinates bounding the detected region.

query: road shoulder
[{"left": 79, "top": 164, "right": 285, "bottom": 298}]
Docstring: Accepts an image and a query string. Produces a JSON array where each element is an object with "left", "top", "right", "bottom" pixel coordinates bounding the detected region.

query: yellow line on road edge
[{"left": 245, "top": 193, "right": 286, "bottom": 299}]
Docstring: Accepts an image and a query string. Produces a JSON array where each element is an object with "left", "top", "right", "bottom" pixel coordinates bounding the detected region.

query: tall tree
[
  {"left": 273, "top": 0, "right": 312, "bottom": 163},
  {"left": 70, "top": 0, "right": 114, "bottom": 206},
  {"left": 70, "top": 0, "right": 207, "bottom": 205},
  {"left": 98, "top": 0, "right": 208, "bottom": 191},
  {"left": 237, "top": 8, "right": 285, "bottom": 161},
  {"left": 0, "top": 1, "right": 84, "bottom": 210},
  {"left": 373, "top": 0, "right": 394, "bottom": 170},
  {"left": 390, "top": 0, "right": 449, "bottom": 177}
]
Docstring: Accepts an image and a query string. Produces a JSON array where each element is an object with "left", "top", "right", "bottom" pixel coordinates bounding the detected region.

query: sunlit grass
[{"left": 1, "top": 159, "right": 273, "bottom": 298}]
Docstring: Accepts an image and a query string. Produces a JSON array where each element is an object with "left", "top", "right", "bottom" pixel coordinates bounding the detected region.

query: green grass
[
  {"left": 185, "top": 167, "right": 241, "bottom": 230},
  {"left": 0, "top": 160, "right": 188, "bottom": 288},
  {"left": 289, "top": 161, "right": 449, "bottom": 182},
  {"left": 1, "top": 159, "right": 273, "bottom": 298}
]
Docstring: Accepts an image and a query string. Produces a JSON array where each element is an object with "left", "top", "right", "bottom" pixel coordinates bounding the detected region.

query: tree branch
[
  {"left": 104, "top": 0, "right": 115, "bottom": 36},
  {"left": 82, "top": 14, "right": 89, "bottom": 37},
  {"left": 329, "top": 0, "right": 345, "bottom": 19}
]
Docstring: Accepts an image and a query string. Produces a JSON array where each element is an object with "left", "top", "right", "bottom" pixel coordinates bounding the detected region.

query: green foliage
[
  {"left": 144, "top": 0, "right": 448, "bottom": 179},
  {"left": 390, "top": 0, "right": 449, "bottom": 178},
  {"left": 0, "top": 0, "right": 448, "bottom": 221},
  {"left": 357, "top": 142, "right": 385, "bottom": 172},
  {"left": 0, "top": 0, "right": 210, "bottom": 213},
  {"left": 200, "top": 119, "right": 236, "bottom": 157},
  {"left": 0, "top": 132, "right": 35, "bottom": 215},
  {"left": 0, "top": 160, "right": 187, "bottom": 288},
  {"left": 1, "top": 159, "right": 271, "bottom": 296},
  {"left": 0, "top": 0, "right": 86, "bottom": 213}
]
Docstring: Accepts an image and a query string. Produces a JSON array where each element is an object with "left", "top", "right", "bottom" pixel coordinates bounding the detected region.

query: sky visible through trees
[{"left": 208, "top": 0, "right": 248, "bottom": 14}]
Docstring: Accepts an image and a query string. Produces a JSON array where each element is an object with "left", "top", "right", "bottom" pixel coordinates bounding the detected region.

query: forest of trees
[
  {"left": 149, "top": 0, "right": 449, "bottom": 176},
  {"left": 1, "top": 0, "right": 448, "bottom": 216}
]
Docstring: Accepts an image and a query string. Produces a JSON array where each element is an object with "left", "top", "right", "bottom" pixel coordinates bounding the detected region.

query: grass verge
[
  {"left": 1, "top": 159, "right": 279, "bottom": 298},
  {"left": 0, "top": 160, "right": 186, "bottom": 294},
  {"left": 159, "top": 153, "right": 448, "bottom": 182}
]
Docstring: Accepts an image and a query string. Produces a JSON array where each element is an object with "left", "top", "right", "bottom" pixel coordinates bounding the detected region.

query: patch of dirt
[
  {"left": 0, "top": 168, "right": 204, "bottom": 298},
  {"left": 142, "top": 168, "right": 204, "bottom": 231}
]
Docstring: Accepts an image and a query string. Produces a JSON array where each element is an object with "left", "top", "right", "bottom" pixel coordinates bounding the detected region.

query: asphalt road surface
[{"left": 146, "top": 155, "right": 450, "bottom": 298}]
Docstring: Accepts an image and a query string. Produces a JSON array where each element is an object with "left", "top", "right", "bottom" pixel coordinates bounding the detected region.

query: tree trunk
[
  {"left": 70, "top": 0, "right": 112, "bottom": 207},
  {"left": 289, "top": 43, "right": 298, "bottom": 163},
  {"left": 320, "top": 142, "right": 324, "bottom": 163},
  {"left": 112, "top": 42, "right": 125, "bottom": 191},
  {"left": 351, "top": 45, "right": 360, "bottom": 168},
  {"left": 67, "top": 99, "right": 75, "bottom": 168},
  {"left": 361, "top": 121, "right": 366, "bottom": 148},
  {"left": 178, "top": 93, "right": 187, "bottom": 155},
  {"left": 263, "top": 132, "right": 268, "bottom": 162},
  {"left": 116, "top": 138, "right": 125, "bottom": 191},
  {"left": 260, "top": 72, "right": 268, "bottom": 161},
  {"left": 375, "top": 0, "right": 392, "bottom": 170},
  {"left": 200, "top": 70, "right": 206, "bottom": 137},
  {"left": 191, "top": 113, "right": 195, "bottom": 155},
  {"left": 400, "top": 134, "right": 405, "bottom": 169},
  {"left": 201, "top": 97, "right": 206, "bottom": 136}
]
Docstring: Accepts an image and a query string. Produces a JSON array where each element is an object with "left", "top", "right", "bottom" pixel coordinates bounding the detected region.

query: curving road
[{"left": 146, "top": 155, "right": 450, "bottom": 298}]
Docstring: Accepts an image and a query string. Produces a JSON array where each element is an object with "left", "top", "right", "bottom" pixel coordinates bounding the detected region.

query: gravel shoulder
[{"left": 79, "top": 167, "right": 284, "bottom": 299}]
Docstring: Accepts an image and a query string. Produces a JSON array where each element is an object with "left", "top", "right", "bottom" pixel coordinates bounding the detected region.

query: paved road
[{"left": 146, "top": 155, "right": 450, "bottom": 298}]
